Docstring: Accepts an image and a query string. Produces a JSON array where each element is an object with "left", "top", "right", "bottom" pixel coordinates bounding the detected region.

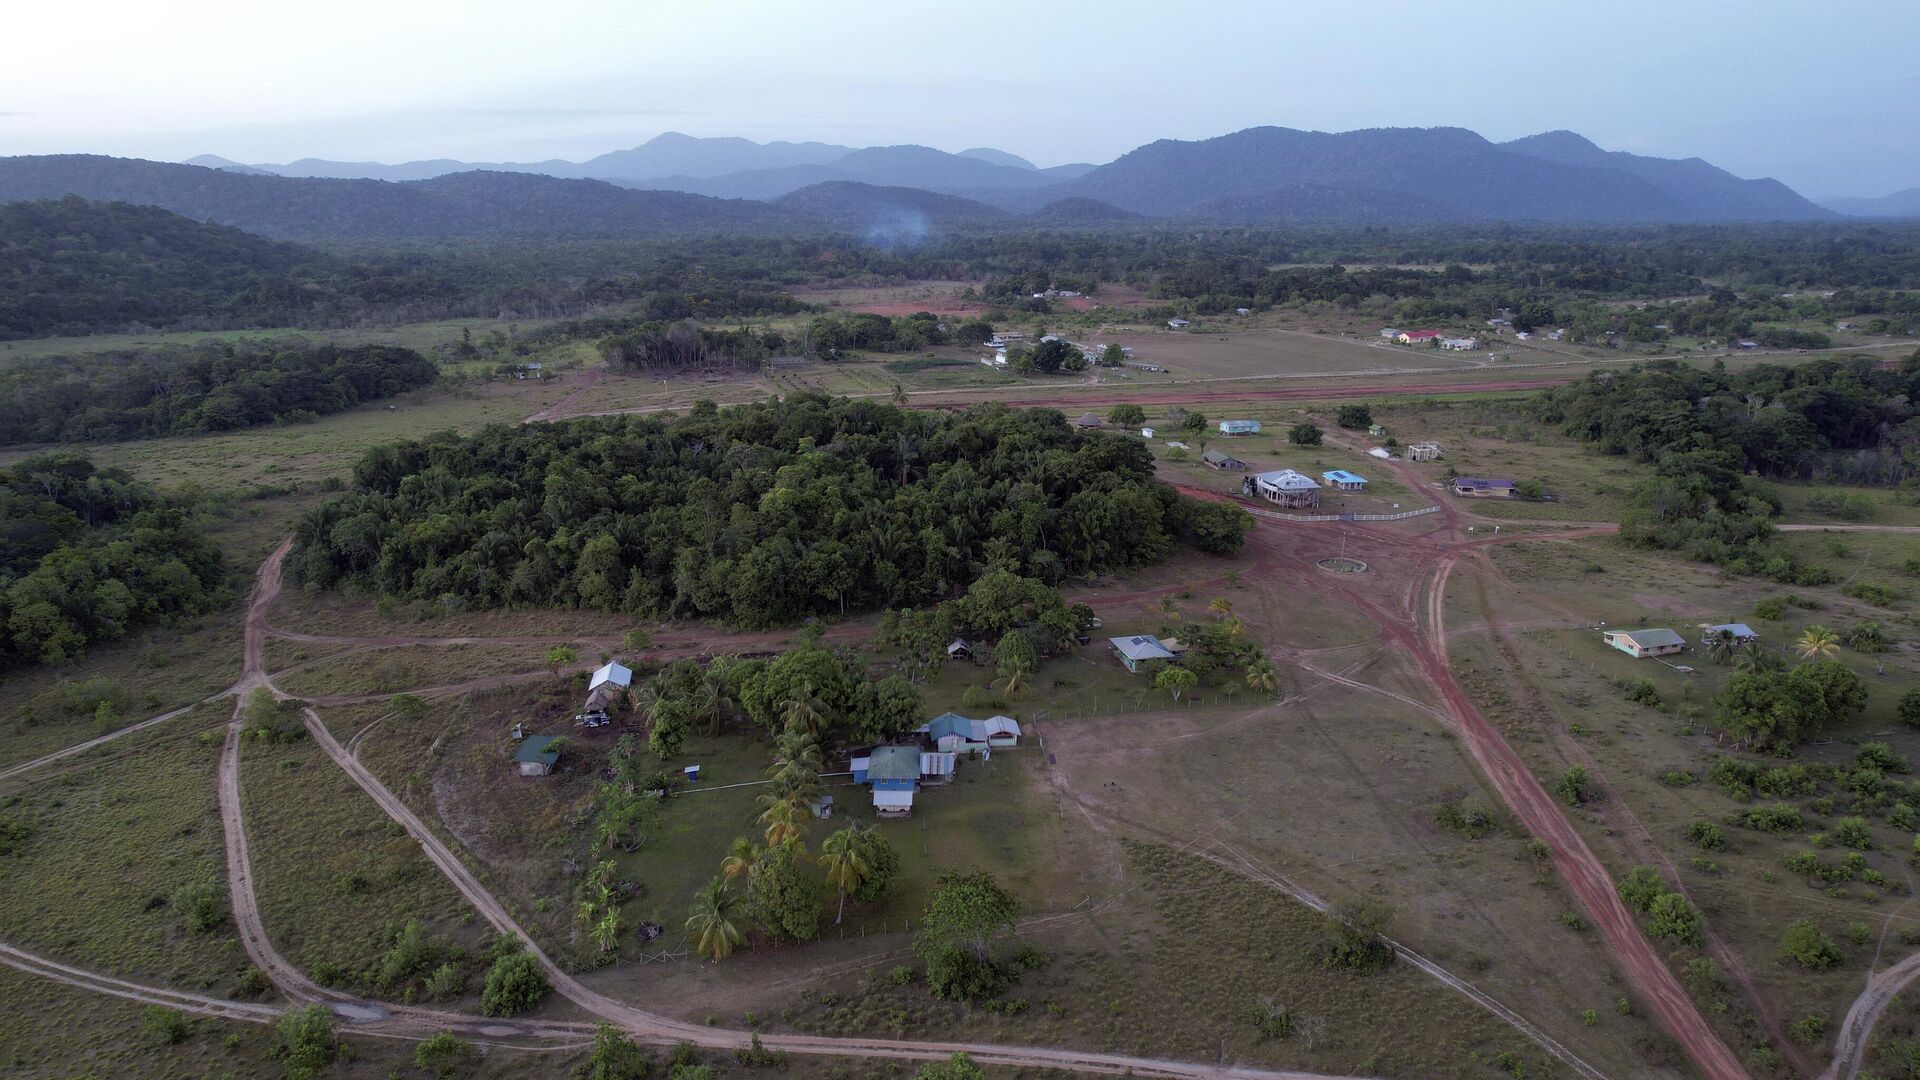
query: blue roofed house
[
  {"left": 1218, "top": 419, "right": 1262, "bottom": 436},
  {"left": 1701, "top": 623, "right": 1760, "bottom": 646},
  {"left": 921, "top": 712, "right": 1022, "bottom": 754},
  {"left": 1109, "top": 635, "right": 1175, "bottom": 673},
  {"left": 854, "top": 745, "right": 929, "bottom": 817},
  {"left": 1321, "top": 469, "right": 1367, "bottom": 491},
  {"left": 513, "top": 735, "right": 562, "bottom": 777}
]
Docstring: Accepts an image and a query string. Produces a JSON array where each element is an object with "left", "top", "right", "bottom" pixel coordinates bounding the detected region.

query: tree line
[
  {"left": 1538, "top": 354, "right": 1920, "bottom": 579},
  {"left": 0, "top": 455, "right": 226, "bottom": 667},
  {"left": 292, "top": 395, "right": 1249, "bottom": 627},
  {"left": 0, "top": 341, "right": 438, "bottom": 445}
]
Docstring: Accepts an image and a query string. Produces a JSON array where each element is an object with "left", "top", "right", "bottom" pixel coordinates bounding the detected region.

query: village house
[
  {"left": 1244, "top": 468, "right": 1321, "bottom": 508},
  {"left": 1368, "top": 423, "right": 1387, "bottom": 437},
  {"left": 1109, "top": 635, "right": 1175, "bottom": 673},
  {"left": 1167, "top": 318, "right": 1191, "bottom": 329},
  {"left": 1218, "top": 419, "right": 1261, "bottom": 436},
  {"left": 853, "top": 745, "right": 924, "bottom": 817},
  {"left": 1202, "top": 448, "right": 1247, "bottom": 471},
  {"left": 1439, "top": 336, "right": 1479, "bottom": 351},
  {"left": 1452, "top": 476, "right": 1517, "bottom": 498},
  {"left": 1379, "top": 327, "right": 1401, "bottom": 339},
  {"left": 1602, "top": 628, "right": 1687, "bottom": 659},
  {"left": 1235, "top": 306, "right": 1251, "bottom": 315},
  {"left": 1321, "top": 469, "right": 1367, "bottom": 491},
  {"left": 1546, "top": 329, "right": 1565, "bottom": 341},
  {"left": 1396, "top": 330, "right": 1442, "bottom": 345},
  {"left": 588, "top": 662, "right": 633, "bottom": 693},
  {"left": 514, "top": 735, "right": 562, "bottom": 777},
  {"left": 1408, "top": 442, "right": 1444, "bottom": 462},
  {"left": 1700, "top": 623, "right": 1760, "bottom": 646},
  {"left": 919, "top": 711, "right": 1021, "bottom": 753}
]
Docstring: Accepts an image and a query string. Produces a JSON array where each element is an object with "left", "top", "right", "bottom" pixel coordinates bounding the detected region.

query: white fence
[{"left": 1250, "top": 504, "right": 1441, "bottom": 524}]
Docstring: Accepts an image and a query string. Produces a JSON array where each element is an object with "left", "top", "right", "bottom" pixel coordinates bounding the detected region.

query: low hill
[
  {"left": 0, "top": 156, "right": 805, "bottom": 240},
  {"left": 773, "top": 181, "right": 1007, "bottom": 233},
  {"left": 1055, "top": 125, "right": 1830, "bottom": 222},
  {"left": 0, "top": 196, "right": 347, "bottom": 337},
  {"left": 1028, "top": 197, "right": 1147, "bottom": 226},
  {"left": 1188, "top": 183, "right": 1466, "bottom": 223},
  {"left": 1822, "top": 188, "right": 1920, "bottom": 218},
  {"left": 1500, "top": 130, "right": 1828, "bottom": 221},
  {"left": 634, "top": 144, "right": 1060, "bottom": 200}
]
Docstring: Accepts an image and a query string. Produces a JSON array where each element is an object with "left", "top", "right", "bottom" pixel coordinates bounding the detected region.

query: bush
[
  {"left": 1287, "top": 423, "right": 1323, "bottom": 446},
  {"left": 277, "top": 1004, "right": 339, "bottom": 1080},
  {"left": 141, "top": 1006, "right": 192, "bottom": 1045},
  {"left": 1617, "top": 867, "right": 1667, "bottom": 914},
  {"left": 1317, "top": 896, "right": 1394, "bottom": 975},
  {"left": 415, "top": 1032, "right": 477, "bottom": 1078},
  {"left": 1789, "top": 1012, "right": 1828, "bottom": 1047},
  {"left": 1621, "top": 678, "right": 1661, "bottom": 708},
  {"left": 424, "top": 962, "right": 464, "bottom": 1001},
  {"left": 481, "top": 950, "right": 550, "bottom": 1017},
  {"left": 1859, "top": 742, "right": 1910, "bottom": 773},
  {"left": 1780, "top": 920, "right": 1842, "bottom": 970},
  {"left": 1648, "top": 892, "right": 1703, "bottom": 947},
  {"left": 1433, "top": 799, "right": 1493, "bottom": 838},
  {"left": 924, "top": 946, "right": 1009, "bottom": 1002},
  {"left": 1754, "top": 597, "right": 1787, "bottom": 621},
  {"left": 1687, "top": 821, "right": 1726, "bottom": 851},
  {"left": 1845, "top": 582, "right": 1905, "bottom": 607},
  {"left": 1659, "top": 770, "right": 1697, "bottom": 787},
  {"left": 1336, "top": 404, "right": 1372, "bottom": 429},
  {"left": 173, "top": 881, "right": 228, "bottom": 933},
  {"left": 1738, "top": 803, "right": 1803, "bottom": 833},
  {"left": 1551, "top": 766, "right": 1593, "bottom": 807}
]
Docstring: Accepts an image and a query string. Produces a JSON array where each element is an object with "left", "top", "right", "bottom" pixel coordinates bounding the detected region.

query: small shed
[
  {"left": 1141, "top": 426, "right": 1155, "bottom": 438},
  {"left": 1322, "top": 469, "right": 1367, "bottom": 491},
  {"left": 1602, "top": 628, "right": 1686, "bottom": 659},
  {"left": 1202, "top": 449, "right": 1248, "bottom": 471},
  {"left": 1110, "top": 635, "right": 1176, "bottom": 673},
  {"left": 1408, "top": 442, "right": 1443, "bottom": 462},
  {"left": 946, "top": 638, "right": 973, "bottom": 661},
  {"left": 514, "top": 735, "right": 561, "bottom": 777},
  {"left": 588, "top": 662, "right": 633, "bottom": 692},
  {"left": 1218, "top": 419, "right": 1262, "bottom": 436},
  {"left": 1701, "top": 623, "right": 1760, "bottom": 645},
  {"left": 1367, "top": 423, "right": 1387, "bottom": 437}
]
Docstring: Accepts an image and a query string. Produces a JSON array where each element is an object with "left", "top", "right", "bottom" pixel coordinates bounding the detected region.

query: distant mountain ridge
[{"left": 1821, "top": 188, "right": 1920, "bottom": 218}]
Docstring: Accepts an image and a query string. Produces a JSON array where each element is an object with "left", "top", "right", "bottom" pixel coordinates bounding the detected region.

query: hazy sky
[{"left": 4, "top": 0, "right": 1916, "bottom": 197}]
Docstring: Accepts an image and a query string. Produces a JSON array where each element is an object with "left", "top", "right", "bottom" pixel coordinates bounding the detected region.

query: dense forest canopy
[
  {"left": 0, "top": 455, "right": 226, "bottom": 667},
  {"left": 1538, "top": 353, "right": 1920, "bottom": 579},
  {"left": 292, "top": 395, "right": 1244, "bottom": 627},
  {"left": 0, "top": 341, "right": 438, "bottom": 445}
]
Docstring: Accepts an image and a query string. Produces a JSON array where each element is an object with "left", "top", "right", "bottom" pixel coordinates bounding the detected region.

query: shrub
[
  {"left": 1709, "top": 756, "right": 1759, "bottom": 799},
  {"left": 424, "top": 962, "right": 464, "bottom": 1001},
  {"left": 481, "top": 951, "right": 550, "bottom": 1017},
  {"left": 1433, "top": 799, "right": 1494, "bottom": 838},
  {"left": 1659, "top": 770, "right": 1697, "bottom": 788},
  {"left": 1835, "top": 817, "right": 1874, "bottom": 849},
  {"left": 141, "top": 1006, "right": 192, "bottom": 1045},
  {"left": 1287, "top": 423, "right": 1323, "bottom": 446},
  {"left": 1686, "top": 821, "right": 1726, "bottom": 851},
  {"left": 1318, "top": 896, "right": 1395, "bottom": 975},
  {"left": 1756, "top": 765, "right": 1814, "bottom": 798},
  {"left": 1335, "top": 404, "right": 1373, "bottom": 429},
  {"left": 1783, "top": 851, "right": 1822, "bottom": 876},
  {"left": 1737, "top": 803, "right": 1803, "bottom": 832},
  {"left": 414, "top": 1032, "right": 477, "bottom": 1078},
  {"left": 1754, "top": 598, "right": 1787, "bottom": 621},
  {"left": 1552, "top": 766, "right": 1593, "bottom": 807},
  {"left": 1844, "top": 582, "right": 1905, "bottom": 607},
  {"left": 1621, "top": 678, "right": 1661, "bottom": 708},
  {"left": 1890, "top": 803, "right": 1917, "bottom": 831},
  {"left": 1780, "top": 920, "right": 1842, "bottom": 970},
  {"left": 173, "top": 881, "right": 228, "bottom": 933},
  {"left": 1789, "top": 1012, "right": 1828, "bottom": 1047},
  {"left": 1648, "top": 892, "right": 1703, "bottom": 947},
  {"left": 1859, "top": 742, "right": 1911, "bottom": 773},
  {"left": 1617, "top": 867, "right": 1667, "bottom": 914},
  {"left": 277, "top": 1004, "right": 339, "bottom": 1080}
]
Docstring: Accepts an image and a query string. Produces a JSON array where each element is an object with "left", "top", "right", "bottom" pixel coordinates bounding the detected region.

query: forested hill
[
  {"left": 0, "top": 197, "right": 351, "bottom": 337},
  {"left": 0, "top": 156, "right": 808, "bottom": 240},
  {"left": 293, "top": 396, "right": 1249, "bottom": 627}
]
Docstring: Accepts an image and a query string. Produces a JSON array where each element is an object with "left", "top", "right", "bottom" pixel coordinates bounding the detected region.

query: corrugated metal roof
[
  {"left": 865, "top": 745, "right": 922, "bottom": 781},
  {"left": 1616, "top": 628, "right": 1685, "bottom": 648},
  {"left": 588, "top": 662, "right": 633, "bottom": 690},
  {"left": 513, "top": 735, "right": 561, "bottom": 765},
  {"left": 1110, "top": 635, "right": 1175, "bottom": 661}
]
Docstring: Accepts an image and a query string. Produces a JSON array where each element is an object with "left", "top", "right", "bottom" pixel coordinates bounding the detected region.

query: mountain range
[
  {"left": 1819, "top": 188, "right": 1920, "bottom": 218},
  {"left": 3, "top": 125, "right": 1887, "bottom": 239}
]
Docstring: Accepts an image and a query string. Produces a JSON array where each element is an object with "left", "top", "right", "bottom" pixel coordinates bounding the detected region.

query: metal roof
[
  {"left": 1613, "top": 628, "right": 1685, "bottom": 648},
  {"left": 588, "top": 662, "right": 633, "bottom": 690},
  {"left": 1253, "top": 469, "right": 1319, "bottom": 492},
  {"left": 1110, "top": 635, "right": 1175, "bottom": 661},
  {"left": 1322, "top": 470, "right": 1366, "bottom": 484},
  {"left": 1706, "top": 623, "right": 1759, "bottom": 638},
  {"left": 864, "top": 745, "right": 922, "bottom": 782},
  {"left": 513, "top": 735, "right": 561, "bottom": 765},
  {"left": 1454, "top": 477, "right": 1515, "bottom": 490}
]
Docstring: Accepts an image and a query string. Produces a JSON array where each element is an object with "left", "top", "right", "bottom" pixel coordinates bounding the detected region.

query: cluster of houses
[
  {"left": 852, "top": 711, "right": 1023, "bottom": 817},
  {"left": 1602, "top": 623, "right": 1759, "bottom": 660},
  {"left": 1382, "top": 329, "right": 1476, "bottom": 350}
]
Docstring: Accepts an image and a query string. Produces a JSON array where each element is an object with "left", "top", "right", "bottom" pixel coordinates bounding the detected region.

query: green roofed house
[
  {"left": 514, "top": 735, "right": 562, "bottom": 777},
  {"left": 1601, "top": 628, "right": 1686, "bottom": 659}
]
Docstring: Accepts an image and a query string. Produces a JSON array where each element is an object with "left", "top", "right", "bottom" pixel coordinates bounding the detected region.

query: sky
[{"left": 3, "top": 0, "right": 1917, "bottom": 198}]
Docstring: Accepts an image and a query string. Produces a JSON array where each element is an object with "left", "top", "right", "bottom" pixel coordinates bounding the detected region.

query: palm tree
[
  {"left": 780, "top": 682, "right": 829, "bottom": 740},
  {"left": 998, "top": 663, "right": 1032, "bottom": 700},
  {"left": 1705, "top": 629, "right": 1738, "bottom": 665},
  {"left": 1734, "top": 640, "right": 1783, "bottom": 674},
  {"left": 891, "top": 381, "right": 908, "bottom": 407},
  {"left": 757, "top": 793, "right": 806, "bottom": 847},
  {"left": 686, "top": 877, "right": 745, "bottom": 962},
  {"left": 1245, "top": 657, "right": 1279, "bottom": 695},
  {"left": 693, "top": 669, "right": 735, "bottom": 738},
  {"left": 1796, "top": 625, "right": 1840, "bottom": 661},
  {"left": 590, "top": 909, "right": 622, "bottom": 953},
  {"left": 1221, "top": 615, "right": 1245, "bottom": 639},
  {"left": 720, "top": 837, "right": 758, "bottom": 882},
  {"left": 819, "top": 827, "right": 870, "bottom": 925},
  {"left": 629, "top": 682, "right": 662, "bottom": 731}
]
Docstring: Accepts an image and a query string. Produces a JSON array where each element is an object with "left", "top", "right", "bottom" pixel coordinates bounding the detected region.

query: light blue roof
[{"left": 1322, "top": 470, "right": 1367, "bottom": 484}]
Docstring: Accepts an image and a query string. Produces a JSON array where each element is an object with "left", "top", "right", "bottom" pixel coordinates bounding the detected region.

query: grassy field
[
  {"left": 240, "top": 731, "right": 489, "bottom": 1002},
  {"left": 0, "top": 708, "right": 248, "bottom": 991}
]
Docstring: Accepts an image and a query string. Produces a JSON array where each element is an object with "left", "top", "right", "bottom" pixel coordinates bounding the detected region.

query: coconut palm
[
  {"left": 1796, "top": 625, "right": 1840, "bottom": 661},
  {"left": 757, "top": 792, "right": 806, "bottom": 847},
  {"left": 1734, "top": 641, "right": 1783, "bottom": 674},
  {"left": 693, "top": 669, "right": 735, "bottom": 738},
  {"left": 720, "top": 837, "right": 759, "bottom": 882},
  {"left": 819, "top": 826, "right": 871, "bottom": 925},
  {"left": 780, "top": 682, "right": 829, "bottom": 740},
  {"left": 997, "top": 663, "right": 1032, "bottom": 700},
  {"left": 590, "top": 909, "right": 622, "bottom": 953},
  {"left": 1705, "top": 629, "right": 1738, "bottom": 665},
  {"left": 686, "top": 877, "right": 745, "bottom": 961},
  {"left": 1245, "top": 657, "right": 1279, "bottom": 695},
  {"left": 892, "top": 381, "right": 909, "bottom": 407}
]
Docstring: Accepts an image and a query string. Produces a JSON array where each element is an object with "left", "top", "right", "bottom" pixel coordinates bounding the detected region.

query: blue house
[
  {"left": 1321, "top": 469, "right": 1367, "bottom": 491},
  {"left": 1218, "top": 419, "right": 1262, "bottom": 436},
  {"left": 857, "top": 745, "right": 923, "bottom": 817},
  {"left": 921, "top": 712, "right": 1021, "bottom": 753}
]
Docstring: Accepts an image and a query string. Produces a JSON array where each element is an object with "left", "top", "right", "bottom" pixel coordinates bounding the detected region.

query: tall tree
[{"left": 686, "top": 877, "right": 746, "bottom": 961}]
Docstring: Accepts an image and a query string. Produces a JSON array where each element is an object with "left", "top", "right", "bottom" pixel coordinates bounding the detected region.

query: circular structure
[{"left": 1316, "top": 556, "right": 1369, "bottom": 574}]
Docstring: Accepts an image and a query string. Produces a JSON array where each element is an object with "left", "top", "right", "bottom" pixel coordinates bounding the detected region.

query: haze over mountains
[{"left": 9, "top": 124, "right": 1910, "bottom": 242}]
